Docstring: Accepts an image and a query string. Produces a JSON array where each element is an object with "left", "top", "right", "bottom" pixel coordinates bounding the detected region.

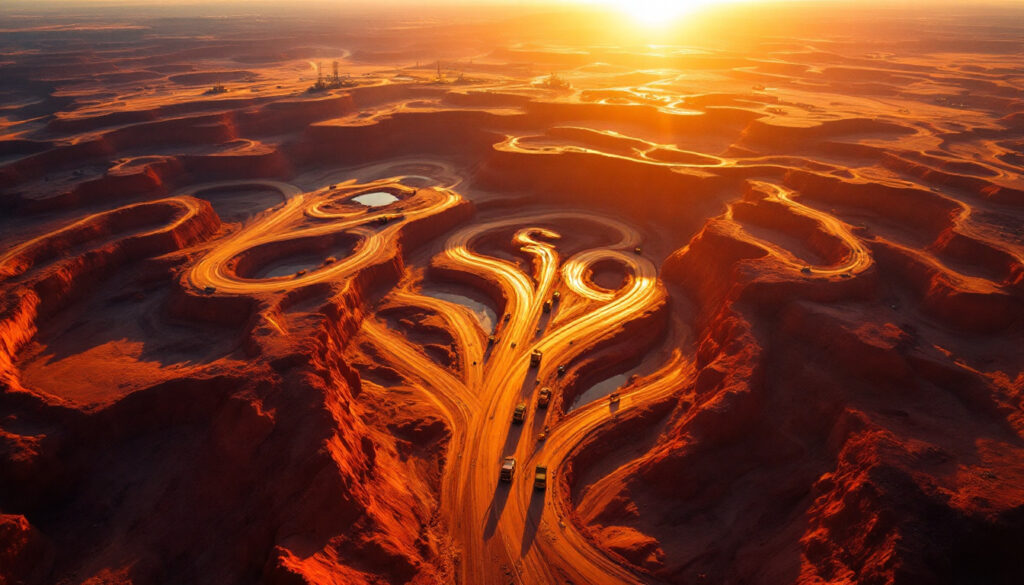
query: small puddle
[
  {"left": 423, "top": 290, "right": 496, "bottom": 333},
  {"left": 570, "top": 373, "right": 628, "bottom": 412},
  {"left": 353, "top": 191, "right": 398, "bottom": 207}
]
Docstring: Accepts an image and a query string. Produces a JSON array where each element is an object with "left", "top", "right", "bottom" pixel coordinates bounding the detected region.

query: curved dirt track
[
  {"left": 359, "top": 208, "right": 668, "bottom": 585},
  {"left": 354, "top": 186, "right": 887, "bottom": 584},
  {"left": 185, "top": 179, "right": 462, "bottom": 294}
]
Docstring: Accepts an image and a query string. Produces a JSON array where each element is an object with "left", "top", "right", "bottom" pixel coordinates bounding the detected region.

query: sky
[
  {"left": 2, "top": 0, "right": 1019, "bottom": 22},
  {"left": 6, "top": 0, "right": 1022, "bottom": 5}
]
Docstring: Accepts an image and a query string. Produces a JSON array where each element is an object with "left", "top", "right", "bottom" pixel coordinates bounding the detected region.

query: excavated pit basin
[
  {"left": 193, "top": 186, "right": 284, "bottom": 223},
  {"left": 570, "top": 373, "right": 629, "bottom": 411},
  {"left": 422, "top": 289, "right": 496, "bottom": 333},
  {"left": 255, "top": 241, "right": 356, "bottom": 278}
]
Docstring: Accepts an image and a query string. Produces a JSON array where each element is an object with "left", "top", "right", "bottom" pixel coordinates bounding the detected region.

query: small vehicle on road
[
  {"left": 537, "top": 387, "right": 551, "bottom": 408},
  {"left": 538, "top": 425, "right": 550, "bottom": 441},
  {"left": 487, "top": 335, "right": 496, "bottom": 346},
  {"left": 503, "top": 313, "right": 511, "bottom": 323},
  {"left": 534, "top": 465, "right": 548, "bottom": 490},
  {"left": 531, "top": 349, "right": 542, "bottom": 367},
  {"left": 557, "top": 364, "right": 567, "bottom": 377},
  {"left": 552, "top": 291, "right": 561, "bottom": 303},
  {"left": 376, "top": 213, "right": 405, "bottom": 225},
  {"left": 634, "top": 246, "right": 642, "bottom": 255},
  {"left": 542, "top": 299, "right": 552, "bottom": 313},
  {"left": 608, "top": 392, "right": 621, "bottom": 405},
  {"left": 513, "top": 403, "right": 527, "bottom": 424},
  {"left": 500, "top": 457, "right": 516, "bottom": 482}
]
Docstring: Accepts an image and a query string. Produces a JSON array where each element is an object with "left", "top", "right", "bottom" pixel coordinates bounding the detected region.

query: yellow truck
[{"left": 534, "top": 465, "right": 548, "bottom": 490}]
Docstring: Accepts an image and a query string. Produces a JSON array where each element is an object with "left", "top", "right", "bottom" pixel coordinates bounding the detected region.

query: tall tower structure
[{"left": 332, "top": 61, "right": 340, "bottom": 82}]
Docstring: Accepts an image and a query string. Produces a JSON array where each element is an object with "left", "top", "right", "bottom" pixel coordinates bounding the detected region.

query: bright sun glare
[{"left": 602, "top": 0, "right": 716, "bottom": 26}]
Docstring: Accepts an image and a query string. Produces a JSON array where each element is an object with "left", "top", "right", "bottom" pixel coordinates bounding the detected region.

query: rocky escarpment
[{"left": 567, "top": 179, "right": 1024, "bottom": 584}]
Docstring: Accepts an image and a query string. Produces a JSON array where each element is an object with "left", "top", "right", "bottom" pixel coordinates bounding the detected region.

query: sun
[{"left": 602, "top": 0, "right": 715, "bottom": 27}]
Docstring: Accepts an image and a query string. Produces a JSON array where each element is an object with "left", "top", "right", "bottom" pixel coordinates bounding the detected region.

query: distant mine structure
[
  {"left": 538, "top": 72, "right": 571, "bottom": 90},
  {"left": 430, "top": 60, "right": 454, "bottom": 84},
  {"left": 429, "top": 60, "right": 474, "bottom": 85},
  {"left": 205, "top": 84, "right": 228, "bottom": 95},
  {"left": 308, "top": 60, "right": 357, "bottom": 92}
]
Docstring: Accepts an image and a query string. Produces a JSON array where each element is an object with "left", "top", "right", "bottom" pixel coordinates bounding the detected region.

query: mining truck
[
  {"left": 534, "top": 465, "right": 548, "bottom": 490},
  {"left": 512, "top": 402, "right": 527, "bottom": 424},
  {"left": 537, "top": 387, "right": 551, "bottom": 408},
  {"left": 500, "top": 457, "right": 516, "bottom": 482}
]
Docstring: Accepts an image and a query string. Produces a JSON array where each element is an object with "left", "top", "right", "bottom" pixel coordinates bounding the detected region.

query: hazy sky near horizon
[
  {"left": 3, "top": 0, "right": 1019, "bottom": 18},
  {"left": 6, "top": 0, "right": 1021, "bottom": 5}
]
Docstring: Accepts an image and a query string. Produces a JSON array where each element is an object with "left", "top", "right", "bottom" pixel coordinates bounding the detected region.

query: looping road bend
[
  {"left": 0, "top": 168, "right": 881, "bottom": 585},
  {"left": 179, "top": 175, "right": 688, "bottom": 584},
  {"left": 356, "top": 201, "right": 684, "bottom": 585},
  {"left": 172, "top": 173, "right": 879, "bottom": 585},
  {"left": 184, "top": 178, "right": 462, "bottom": 296}
]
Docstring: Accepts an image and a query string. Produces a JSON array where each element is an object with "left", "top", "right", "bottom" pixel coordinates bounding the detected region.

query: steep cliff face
[
  {"left": 568, "top": 187, "right": 1024, "bottom": 585},
  {"left": 0, "top": 187, "right": 455, "bottom": 585},
  {"left": 1, "top": 316, "right": 447, "bottom": 585}
]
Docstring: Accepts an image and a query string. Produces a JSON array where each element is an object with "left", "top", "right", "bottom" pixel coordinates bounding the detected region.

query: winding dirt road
[
  {"left": 184, "top": 179, "right": 462, "bottom": 294},
  {"left": 357, "top": 179, "right": 878, "bottom": 584},
  {"left": 173, "top": 173, "right": 877, "bottom": 585},
  {"left": 360, "top": 207, "right": 680, "bottom": 585}
]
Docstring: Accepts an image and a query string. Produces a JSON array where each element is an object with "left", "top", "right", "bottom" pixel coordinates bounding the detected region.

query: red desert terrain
[{"left": 1, "top": 1, "right": 1022, "bottom": 584}]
